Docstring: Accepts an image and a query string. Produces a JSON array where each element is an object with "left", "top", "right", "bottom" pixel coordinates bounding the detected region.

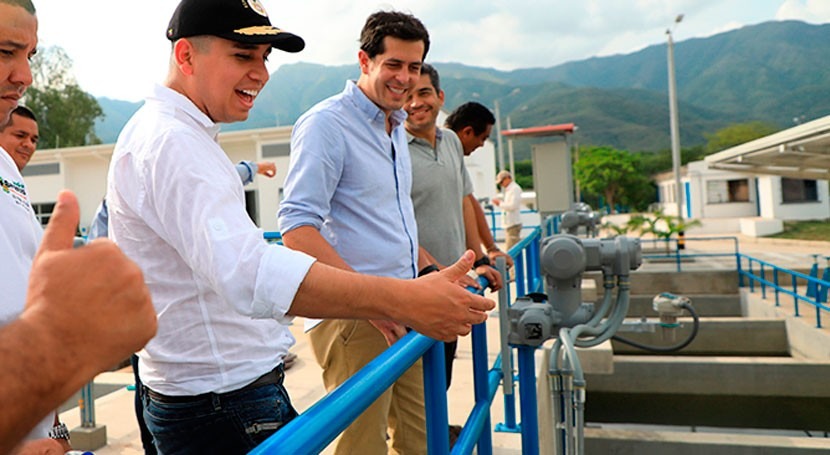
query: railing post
[
  {"left": 528, "top": 232, "right": 541, "bottom": 293},
  {"left": 794, "top": 278, "right": 800, "bottom": 317},
  {"left": 80, "top": 382, "right": 95, "bottom": 427},
  {"left": 737, "top": 252, "right": 744, "bottom": 288},
  {"left": 516, "top": 251, "right": 527, "bottom": 297},
  {"left": 748, "top": 260, "right": 755, "bottom": 293},
  {"left": 423, "top": 341, "right": 449, "bottom": 454},
  {"left": 760, "top": 264, "right": 766, "bottom": 299},
  {"left": 471, "top": 322, "right": 493, "bottom": 455},
  {"left": 494, "top": 257, "right": 519, "bottom": 434},
  {"left": 489, "top": 209, "right": 498, "bottom": 241},
  {"left": 774, "top": 268, "right": 780, "bottom": 307},
  {"left": 517, "top": 346, "right": 539, "bottom": 455}
]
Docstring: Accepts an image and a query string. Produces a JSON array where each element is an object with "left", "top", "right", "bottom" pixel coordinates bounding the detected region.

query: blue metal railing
[
  {"left": 485, "top": 208, "right": 541, "bottom": 240},
  {"left": 250, "top": 275, "right": 505, "bottom": 455},
  {"left": 640, "top": 236, "right": 741, "bottom": 273},
  {"left": 252, "top": 228, "right": 546, "bottom": 454},
  {"left": 739, "top": 254, "right": 830, "bottom": 329}
]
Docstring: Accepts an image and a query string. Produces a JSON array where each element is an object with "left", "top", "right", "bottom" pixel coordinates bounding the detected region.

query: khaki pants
[
  {"left": 309, "top": 319, "right": 426, "bottom": 455},
  {"left": 505, "top": 224, "right": 523, "bottom": 251}
]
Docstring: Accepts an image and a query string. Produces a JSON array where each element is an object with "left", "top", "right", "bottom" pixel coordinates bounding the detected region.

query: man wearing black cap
[{"left": 107, "top": 1, "right": 493, "bottom": 453}]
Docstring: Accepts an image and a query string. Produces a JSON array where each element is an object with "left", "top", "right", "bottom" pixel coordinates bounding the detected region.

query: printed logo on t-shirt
[{"left": 0, "top": 174, "right": 31, "bottom": 210}]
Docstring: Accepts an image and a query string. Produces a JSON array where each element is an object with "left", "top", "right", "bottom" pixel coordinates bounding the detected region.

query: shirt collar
[
  {"left": 406, "top": 127, "right": 443, "bottom": 146},
  {"left": 345, "top": 80, "right": 408, "bottom": 130},
  {"left": 148, "top": 84, "right": 222, "bottom": 139}
]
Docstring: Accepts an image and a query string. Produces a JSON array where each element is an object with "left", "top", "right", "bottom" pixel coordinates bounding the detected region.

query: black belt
[{"left": 145, "top": 364, "right": 285, "bottom": 404}]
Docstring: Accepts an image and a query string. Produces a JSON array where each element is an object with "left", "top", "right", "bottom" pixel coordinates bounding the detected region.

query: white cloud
[
  {"left": 776, "top": 0, "right": 830, "bottom": 23},
  {"left": 27, "top": 0, "right": 826, "bottom": 101}
]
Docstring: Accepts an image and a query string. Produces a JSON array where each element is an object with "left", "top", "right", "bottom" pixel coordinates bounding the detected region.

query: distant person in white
[{"left": 493, "top": 170, "right": 523, "bottom": 250}]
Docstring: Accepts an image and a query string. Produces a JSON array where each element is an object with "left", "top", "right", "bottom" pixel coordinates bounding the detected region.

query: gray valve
[{"left": 507, "top": 234, "right": 642, "bottom": 347}]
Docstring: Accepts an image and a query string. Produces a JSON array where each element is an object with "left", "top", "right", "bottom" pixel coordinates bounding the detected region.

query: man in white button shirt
[{"left": 106, "top": 0, "right": 494, "bottom": 453}]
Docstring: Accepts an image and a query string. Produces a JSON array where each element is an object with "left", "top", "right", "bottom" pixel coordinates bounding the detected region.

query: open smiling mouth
[{"left": 237, "top": 89, "right": 259, "bottom": 105}]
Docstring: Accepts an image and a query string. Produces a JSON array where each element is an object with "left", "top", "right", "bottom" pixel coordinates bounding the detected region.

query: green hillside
[{"left": 94, "top": 20, "right": 830, "bottom": 157}]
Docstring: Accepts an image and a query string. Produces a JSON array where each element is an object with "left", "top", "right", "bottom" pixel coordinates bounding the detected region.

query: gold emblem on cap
[
  {"left": 246, "top": 0, "right": 269, "bottom": 17},
  {"left": 234, "top": 25, "right": 285, "bottom": 36}
]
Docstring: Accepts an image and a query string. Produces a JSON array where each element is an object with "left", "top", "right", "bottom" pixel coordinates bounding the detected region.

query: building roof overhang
[{"left": 705, "top": 115, "right": 830, "bottom": 180}]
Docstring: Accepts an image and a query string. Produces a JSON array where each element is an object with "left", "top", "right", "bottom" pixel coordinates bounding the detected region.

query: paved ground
[{"left": 57, "top": 234, "right": 830, "bottom": 453}]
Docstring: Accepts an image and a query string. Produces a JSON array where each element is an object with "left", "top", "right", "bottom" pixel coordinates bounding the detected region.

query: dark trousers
[
  {"left": 142, "top": 366, "right": 296, "bottom": 455},
  {"left": 444, "top": 340, "right": 458, "bottom": 390},
  {"left": 131, "top": 354, "right": 157, "bottom": 455}
]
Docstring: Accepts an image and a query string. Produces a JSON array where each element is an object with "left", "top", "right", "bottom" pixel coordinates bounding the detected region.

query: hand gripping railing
[{"left": 249, "top": 276, "right": 498, "bottom": 455}]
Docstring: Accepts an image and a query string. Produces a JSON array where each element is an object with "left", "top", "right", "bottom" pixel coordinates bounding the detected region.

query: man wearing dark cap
[{"left": 107, "top": 1, "right": 493, "bottom": 453}]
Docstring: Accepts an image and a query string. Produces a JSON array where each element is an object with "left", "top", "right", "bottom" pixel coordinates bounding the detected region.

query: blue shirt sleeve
[
  {"left": 236, "top": 160, "right": 257, "bottom": 186},
  {"left": 277, "top": 111, "right": 345, "bottom": 234}
]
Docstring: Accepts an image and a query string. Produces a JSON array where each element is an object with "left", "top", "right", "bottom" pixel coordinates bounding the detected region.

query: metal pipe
[
  {"left": 561, "top": 368, "right": 574, "bottom": 455},
  {"left": 495, "top": 257, "right": 518, "bottom": 431},
  {"left": 573, "top": 379, "right": 586, "bottom": 455},
  {"left": 667, "top": 24, "right": 684, "bottom": 221}
]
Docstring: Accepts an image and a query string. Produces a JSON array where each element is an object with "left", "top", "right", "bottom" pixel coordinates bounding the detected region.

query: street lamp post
[
  {"left": 494, "top": 99, "right": 505, "bottom": 171},
  {"left": 667, "top": 14, "right": 684, "bottom": 221}
]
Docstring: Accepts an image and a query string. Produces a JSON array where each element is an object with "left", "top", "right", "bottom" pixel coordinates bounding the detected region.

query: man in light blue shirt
[{"left": 278, "top": 11, "right": 457, "bottom": 454}]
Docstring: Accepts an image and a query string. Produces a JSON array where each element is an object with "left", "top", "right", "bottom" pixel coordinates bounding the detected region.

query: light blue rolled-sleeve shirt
[{"left": 278, "top": 80, "right": 418, "bottom": 280}]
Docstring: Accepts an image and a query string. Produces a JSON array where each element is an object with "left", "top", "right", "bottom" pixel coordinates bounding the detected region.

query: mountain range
[{"left": 95, "top": 20, "right": 830, "bottom": 160}]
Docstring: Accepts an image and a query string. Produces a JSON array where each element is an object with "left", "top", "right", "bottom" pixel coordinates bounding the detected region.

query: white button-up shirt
[{"left": 107, "top": 85, "right": 315, "bottom": 395}]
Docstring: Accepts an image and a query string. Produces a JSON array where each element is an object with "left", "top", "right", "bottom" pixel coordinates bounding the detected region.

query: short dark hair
[
  {"left": 420, "top": 63, "right": 440, "bottom": 93},
  {"left": 0, "top": 105, "right": 37, "bottom": 131},
  {"left": 445, "top": 102, "right": 496, "bottom": 136},
  {"left": 359, "top": 11, "right": 430, "bottom": 60},
  {"left": 0, "top": 0, "right": 36, "bottom": 14}
]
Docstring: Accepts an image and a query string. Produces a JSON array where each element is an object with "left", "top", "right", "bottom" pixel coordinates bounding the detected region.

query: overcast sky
[{"left": 32, "top": 0, "right": 830, "bottom": 102}]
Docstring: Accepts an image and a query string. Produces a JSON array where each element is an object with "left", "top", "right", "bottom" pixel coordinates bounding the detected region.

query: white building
[
  {"left": 654, "top": 115, "right": 830, "bottom": 236},
  {"left": 655, "top": 161, "right": 828, "bottom": 235},
  {"left": 24, "top": 124, "right": 498, "bottom": 235}
]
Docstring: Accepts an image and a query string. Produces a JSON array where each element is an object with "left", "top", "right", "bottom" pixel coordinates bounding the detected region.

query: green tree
[
  {"left": 574, "top": 146, "right": 651, "bottom": 213},
  {"left": 704, "top": 121, "right": 779, "bottom": 154},
  {"left": 22, "top": 46, "right": 103, "bottom": 149},
  {"left": 513, "top": 159, "right": 533, "bottom": 190}
]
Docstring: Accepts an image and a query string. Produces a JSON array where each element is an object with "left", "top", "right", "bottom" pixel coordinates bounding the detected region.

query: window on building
[
  {"left": 31, "top": 202, "right": 56, "bottom": 227},
  {"left": 21, "top": 162, "right": 60, "bottom": 177},
  {"left": 706, "top": 178, "right": 750, "bottom": 204},
  {"left": 781, "top": 178, "right": 818, "bottom": 203},
  {"left": 262, "top": 143, "right": 290, "bottom": 158}
]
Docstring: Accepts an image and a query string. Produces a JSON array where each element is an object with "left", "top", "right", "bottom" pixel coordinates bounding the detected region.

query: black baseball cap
[{"left": 167, "top": 0, "right": 305, "bottom": 53}]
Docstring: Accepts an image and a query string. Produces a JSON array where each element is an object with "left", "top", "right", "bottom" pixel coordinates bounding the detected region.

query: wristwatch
[
  {"left": 473, "top": 256, "right": 491, "bottom": 269},
  {"left": 418, "top": 264, "right": 440, "bottom": 277},
  {"left": 48, "top": 422, "right": 70, "bottom": 440}
]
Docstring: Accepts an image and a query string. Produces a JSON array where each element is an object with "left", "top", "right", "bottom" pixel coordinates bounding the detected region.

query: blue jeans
[{"left": 143, "top": 377, "right": 297, "bottom": 455}]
